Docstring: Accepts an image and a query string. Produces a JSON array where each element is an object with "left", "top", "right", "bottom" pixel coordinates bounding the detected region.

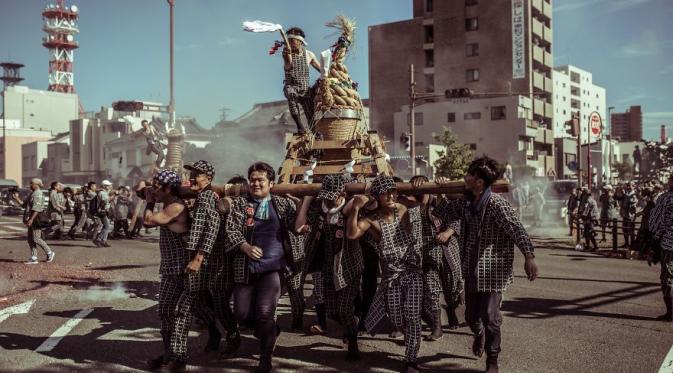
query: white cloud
[
  {"left": 175, "top": 43, "right": 205, "bottom": 51},
  {"left": 659, "top": 65, "right": 673, "bottom": 75},
  {"left": 615, "top": 35, "right": 673, "bottom": 58},
  {"left": 218, "top": 36, "right": 239, "bottom": 47},
  {"left": 644, "top": 112, "right": 673, "bottom": 119},
  {"left": 614, "top": 94, "right": 648, "bottom": 104}
]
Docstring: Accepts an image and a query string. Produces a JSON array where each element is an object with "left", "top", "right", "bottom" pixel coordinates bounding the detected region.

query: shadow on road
[{"left": 504, "top": 275, "right": 660, "bottom": 320}]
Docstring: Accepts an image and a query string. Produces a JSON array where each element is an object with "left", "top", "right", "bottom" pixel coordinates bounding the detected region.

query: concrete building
[
  {"left": 2, "top": 85, "right": 79, "bottom": 133},
  {"left": 104, "top": 117, "right": 213, "bottom": 187},
  {"left": 370, "top": 0, "right": 554, "bottom": 148},
  {"left": 63, "top": 105, "right": 170, "bottom": 185},
  {"left": 0, "top": 124, "right": 53, "bottom": 186},
  {"left": 611, "top": 106, "right": 642, "bottom": 142},
  {"left": 21, "top": 132, "right": 70, "bottom": 186},
  {"left": 393, "top": 95, "right": 556, "bottom": 179},
  {"left": 552, "top": 65, "right": 606, "bottom": 141}
]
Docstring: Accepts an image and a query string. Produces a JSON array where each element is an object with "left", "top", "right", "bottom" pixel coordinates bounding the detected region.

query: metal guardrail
[{"left": 569, "top": 213, "right": 644, "bottom": 252}]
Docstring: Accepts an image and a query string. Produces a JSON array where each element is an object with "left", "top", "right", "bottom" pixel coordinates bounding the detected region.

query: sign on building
[
  {"left": 589, "top": 112, "right": 602, "bottom": 137},
  {"left": 511, "top": 0, "right": 526, "bottom": 79}
]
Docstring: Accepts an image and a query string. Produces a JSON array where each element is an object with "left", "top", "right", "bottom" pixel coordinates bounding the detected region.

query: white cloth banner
[
  {"left": 242, "top": 20, "right": 283, "bottom": 33},
  {"left": 320, "top": 49, "right": 332, "bottom": 78}
]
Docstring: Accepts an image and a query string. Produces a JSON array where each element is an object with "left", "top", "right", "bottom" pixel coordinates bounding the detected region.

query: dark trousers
[
  {"left": 147, "top": 143, "right": 165, "bottom": 167},
  {"left": 358, "top": 241, "right": 379, "bottom": 327},
  {"left": 622, "top": 218, "right": 635, "bottom": 245},
  {"left": 208, "top": 270, "right": 238, "bottom": 334},
  {"left": 233, "top": 271, "right": 281, "bottom": 359},
  {"left": 465, "top": 287, "right": 503, "bottom": 358},
  {"left": 113, "top": 219, "right": 130, "bottom": 238}
]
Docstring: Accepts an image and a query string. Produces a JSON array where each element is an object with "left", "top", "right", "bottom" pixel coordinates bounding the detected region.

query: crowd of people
[
  {"left": 566, "top": 180, "right": 668, "bottom": 256},
  {"left": 119, "top": 156, "right": 536, "bottom": 373},
  {"left": 16, "top": 157, "right": 673, "bottom": 373},
  {"left": 18, "top": 178, "right": 149, "bottom": 264}
]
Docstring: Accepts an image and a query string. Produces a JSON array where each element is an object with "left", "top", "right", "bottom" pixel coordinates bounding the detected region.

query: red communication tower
[{"left": 42, "top": 0, "right": 79, "bottom": 93}]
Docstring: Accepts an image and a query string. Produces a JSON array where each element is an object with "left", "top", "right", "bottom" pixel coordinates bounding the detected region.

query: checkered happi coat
[
  {"left": 303, "top": 198, "right": 363, "bottom": 291},
  {"left": 649, "top": 191, "right": 673, "bottom": 252},
  {"left": 433, "top": 193, "right": 534, "bottom": 292},
  {"left": 225, "top": 195, "right": 304, "bottom": 284},
  {"left": 186, "top": 186, "right": 220, "bottom": 255}
]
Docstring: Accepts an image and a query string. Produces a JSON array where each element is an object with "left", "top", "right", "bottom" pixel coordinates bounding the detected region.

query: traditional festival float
[{"left": 141, "top": 15, "right": 508, "bottom": 199}]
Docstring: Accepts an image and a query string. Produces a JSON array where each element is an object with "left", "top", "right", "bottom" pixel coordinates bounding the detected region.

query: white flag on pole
[{"left": 242, "top": 20, "right": 283, "bottom": 33}]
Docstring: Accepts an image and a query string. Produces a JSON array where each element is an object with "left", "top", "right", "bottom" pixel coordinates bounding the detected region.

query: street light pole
[
  {"left": 1, "top": 88, "right": 4, "bottom": 179},
  {"left": 409, "top": 64, "right": 416, "bottom": 176},
  {"left": 607, "top": 106, "right": 615, "bottom": 184},
  {"left": 168, "top": 0, "right": 176, "bottom": 130}
]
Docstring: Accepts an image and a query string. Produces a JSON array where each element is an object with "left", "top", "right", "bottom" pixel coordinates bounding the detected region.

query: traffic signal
[
  {"left": 112, "top": 101, "right": 144, "bottom": 112},
  {"left": 400, "top": 133, "right": 412, "bottom": 151},
  {"left": 444, "top": 88, "right": 472, "bottom": 99},
  {"left": 564, "top": 115, "right": 580, "bottom": 136}
]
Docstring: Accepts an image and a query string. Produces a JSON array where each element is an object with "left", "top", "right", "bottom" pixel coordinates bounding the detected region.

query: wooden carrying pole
[{"left": 206, "top": 179, "right": 509, "bottom": 198}]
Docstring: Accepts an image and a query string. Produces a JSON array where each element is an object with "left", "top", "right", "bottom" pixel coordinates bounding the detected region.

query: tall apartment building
[
  {"left": 611, "top": 106, "right": 642, "bottom": 142},
  {"left": 370, "top": 0, "right": 554, "bottom": 174},
  {"left": 552, "top": 65, "right": 606, "bottom": 142}
]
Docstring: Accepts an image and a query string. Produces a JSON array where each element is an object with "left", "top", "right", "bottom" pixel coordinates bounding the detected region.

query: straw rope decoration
[{"left": 315, "top": 16, "right": 363, "bottom": 112}]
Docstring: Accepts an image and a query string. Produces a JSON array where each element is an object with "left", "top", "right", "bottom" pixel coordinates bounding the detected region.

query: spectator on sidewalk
[
  {"left": 530, "top": 186, "right": 545, "bottom": 227},
  {"left": 581, "top": 189, "right": 599, "bottom": 252},
  {"left": 598, "top": 186, "right": 619, "bottom": 242},
  {"left": 567, "top": 188, "right": 580, "bottom": 236}
]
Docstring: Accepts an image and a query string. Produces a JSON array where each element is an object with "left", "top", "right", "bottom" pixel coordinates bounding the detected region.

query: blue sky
[{"left": 1, "top": 0, "right": 671, "bottom": 139}]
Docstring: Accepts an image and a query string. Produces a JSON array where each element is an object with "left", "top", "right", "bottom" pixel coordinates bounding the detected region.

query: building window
[
  {"left": 425, "top": 50, "right": 434, "bottom": 67},
  {"left": 466, "top": 0, "right": 478, "bottom": 5},
  {"left": 491, "top": 106, "right": 506, "bottom": 120},
  {"left": 426, "top": 0, "right": 433, "bottom": 12},
  {"left": 466, "top": 43, "right": 479, "bottom": 57},
  {"left": 415, "top": 141, "right": 425, "bottom": 147},
  {"left": 425, "top": 74, "right": 435, "bottom": 92},
  {"left": 464, "top": 112, "right": 481, "bottom": 120},
  {"left": 469, "top": 143, "right": 477, "bottom": 150},
  {"left": 424, "top": 25, "right": 434, "bottom": 43},
  {"left": 447, "top": 112, "right": 456, "bottom": 122},
  {"left": 466, "top": 68, "right": 479, "bottom": 82},
  {"left": 465, "top": 17, "right": 478, "bottom": 31}
]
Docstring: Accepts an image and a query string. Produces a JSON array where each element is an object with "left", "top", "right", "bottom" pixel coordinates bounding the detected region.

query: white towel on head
[{"left": 243, "top": 20, "right": 283, "bottom": 33}]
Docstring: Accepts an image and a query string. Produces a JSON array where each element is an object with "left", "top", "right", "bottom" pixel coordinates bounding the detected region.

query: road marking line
[
  {"left": 0, "top": 221, "right": 24, "bottom": 225},
  {"left": 1, "top": 225, "right": 26, "bottom": 232},
  {"left": 0, "top": 300, "right": 35, "bottom": 324},
  {"left": 35, "top": 308, "right": 93, "bottom": 352},
  {"left": 659, "top": 344, "right": 673, "bottom": 373}
]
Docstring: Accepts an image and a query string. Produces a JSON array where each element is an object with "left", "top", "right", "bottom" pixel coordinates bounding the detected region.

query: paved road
[{"left": 0, "top": 217, "right": 671, "bottom": 373}]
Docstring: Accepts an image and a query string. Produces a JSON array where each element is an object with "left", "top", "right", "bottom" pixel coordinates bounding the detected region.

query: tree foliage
[{"left": 432, "top": 127, "right": 474, "bottom": 179}]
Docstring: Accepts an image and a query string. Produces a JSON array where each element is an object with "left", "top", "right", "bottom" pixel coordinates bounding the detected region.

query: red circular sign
[{"left": 590, "top": 113, "right": 602, "bottom": 136}]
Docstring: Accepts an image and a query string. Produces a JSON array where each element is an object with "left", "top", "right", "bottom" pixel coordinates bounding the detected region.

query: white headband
[{"left": 287, "top": 34, "right": 307, "bottom": 46}]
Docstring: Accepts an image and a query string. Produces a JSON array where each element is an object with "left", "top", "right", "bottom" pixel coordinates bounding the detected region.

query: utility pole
[
  {"left": 607, "top": 106, "right": 615, "bottom": 184},
  {"left": 575, "top": 112, "right": 582, "bottom": 187},
  {"left": 168, "top": 0, "right": 176, "bottom": 130},
  {"left": 587, "top": 112, "right": 592, "bottom": 190},
  {"left": 409, "top": 64, "right": 416, "bottom": 176}
]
